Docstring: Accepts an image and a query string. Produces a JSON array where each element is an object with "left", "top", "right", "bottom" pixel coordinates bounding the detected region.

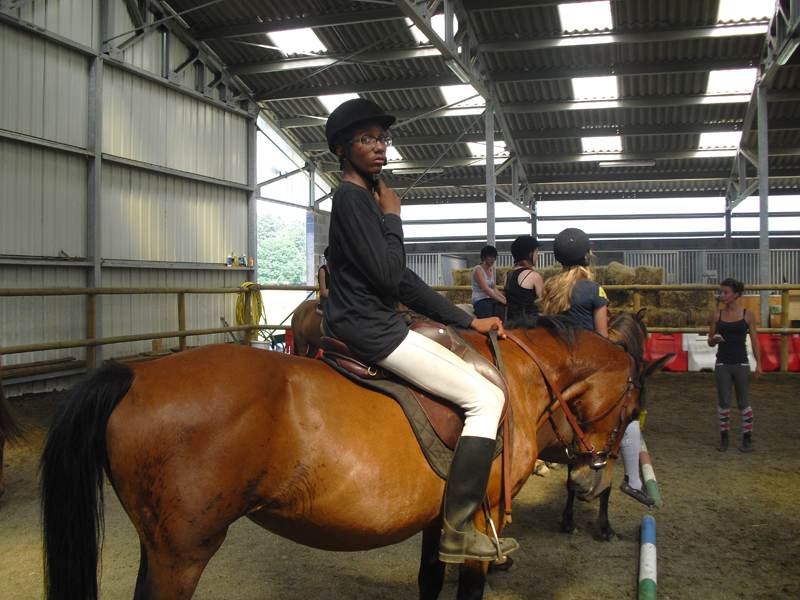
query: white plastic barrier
[{"left": 684, "top": 334, "right": 756, "bottom": 372}]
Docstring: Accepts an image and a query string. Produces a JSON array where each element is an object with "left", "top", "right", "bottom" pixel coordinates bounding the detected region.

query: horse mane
[
  {"left": 508, "top": 314, "right": 581, "bottom": 348},
  {"left": 608, "top": 312, "right": 647, "bottom": 361}
]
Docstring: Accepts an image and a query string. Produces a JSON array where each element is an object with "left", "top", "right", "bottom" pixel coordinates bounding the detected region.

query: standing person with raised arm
[{"left": 708, "top": 278, "right": 762, "bottom": 452}]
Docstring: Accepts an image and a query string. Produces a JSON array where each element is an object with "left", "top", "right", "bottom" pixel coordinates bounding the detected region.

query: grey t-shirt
[{"left": 565, "top": 279, "right": 609, "bottom": 331}]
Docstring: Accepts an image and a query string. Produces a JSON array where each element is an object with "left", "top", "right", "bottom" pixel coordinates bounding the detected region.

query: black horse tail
[
  {"left": 40, "top": 362, "right": 134, "bottom": 600},
  {"left": 0, "top": 379, "right": 25, "bottom": 443}
]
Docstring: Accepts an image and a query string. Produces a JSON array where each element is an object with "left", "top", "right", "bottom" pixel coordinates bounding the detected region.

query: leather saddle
[{"left": 319, "top": 320, "right": 509, "bottom": 450}]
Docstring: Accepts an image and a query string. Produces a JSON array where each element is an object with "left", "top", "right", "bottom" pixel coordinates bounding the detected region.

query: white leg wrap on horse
[
  {"left": 378, "top": 330, "right": 504, "bottom": 440},
  {"left": 620, "top": 420, "right": 643, "bottom": 490}
]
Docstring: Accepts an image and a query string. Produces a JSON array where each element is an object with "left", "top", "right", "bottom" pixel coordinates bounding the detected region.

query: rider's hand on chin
[
  {"left": 470, "top": 317, "right": 506, "bottom": 339},
  {"left": 373, "top": 178, "right": 401, "bottom": 216}
]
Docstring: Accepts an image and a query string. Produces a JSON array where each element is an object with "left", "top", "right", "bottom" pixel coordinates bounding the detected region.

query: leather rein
[{"left": 504, "top": 331, "right": 639, "bottom": 470}]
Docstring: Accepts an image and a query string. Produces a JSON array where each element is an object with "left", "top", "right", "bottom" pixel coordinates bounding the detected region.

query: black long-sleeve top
[{"left": 323, "top": 181, "right": 473, "bottom": 363}]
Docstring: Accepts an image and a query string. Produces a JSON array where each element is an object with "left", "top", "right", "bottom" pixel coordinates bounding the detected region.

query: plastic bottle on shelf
[
  {"left": 226, "top": 251, "right": 234, "bottom": 267},
  {"left": 238, "top": 253, "right": 247, "bottom": 267}
]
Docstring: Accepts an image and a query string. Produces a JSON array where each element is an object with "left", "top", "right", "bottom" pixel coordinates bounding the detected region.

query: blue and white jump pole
[{"left": 638, "top": 515, "right": 657, "bottom": 600}]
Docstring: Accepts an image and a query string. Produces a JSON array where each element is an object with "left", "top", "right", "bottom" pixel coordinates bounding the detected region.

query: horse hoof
[
  {"left": 560, "top": 522, "right": 577, "bottom": 534},
  {"left": 489, "top": 556, "right": 514, "bottom": 573},
  {"left": 593, "top": 528, "right": 616, "bottom": 542}
]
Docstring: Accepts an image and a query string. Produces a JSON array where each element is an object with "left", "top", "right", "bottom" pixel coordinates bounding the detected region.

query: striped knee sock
[
  {"left": 718, "top": 408, "right": 731, "bottom": 432},
  {"left": 741, "top": 406, "right": 753, "bottom": 433}
]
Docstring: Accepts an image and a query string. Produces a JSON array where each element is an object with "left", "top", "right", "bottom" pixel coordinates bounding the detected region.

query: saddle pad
[{"left": 321, "top": 353, "right": 502, "bottom": 479}]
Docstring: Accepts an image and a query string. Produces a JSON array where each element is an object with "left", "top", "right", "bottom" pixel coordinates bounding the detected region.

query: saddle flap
[{"left": 409, "top": 388, "right": 465, "bottom": 449}]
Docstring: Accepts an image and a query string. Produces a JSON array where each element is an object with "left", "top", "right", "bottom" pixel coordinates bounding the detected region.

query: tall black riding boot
[
  {"left": 718, "top": 431, "right": 729, "bottom": 452},
  {"left": 438, "top": 436, "right": 519, "bottom": 564},
  {"left": 740, "top": 431, "right": 753, "bottom": 453}
]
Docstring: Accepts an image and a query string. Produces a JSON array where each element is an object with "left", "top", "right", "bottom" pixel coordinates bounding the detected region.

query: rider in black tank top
[
  {"left": 503, "top": 235, "right": 543, "bottom": 326},
  {"left": 505, "top": 268, "right": 539, "bottom": 321},
  {"left": 715, "top": 310, "right": 749, "bottom": 365}
]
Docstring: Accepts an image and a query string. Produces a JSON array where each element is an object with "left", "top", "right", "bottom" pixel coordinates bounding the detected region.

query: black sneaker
[
  {"left": 619, "top": 477, "right": 655, "bottom": 507},
  {"left": 739, "top": 432, "right": 753, "bottom": 453}
]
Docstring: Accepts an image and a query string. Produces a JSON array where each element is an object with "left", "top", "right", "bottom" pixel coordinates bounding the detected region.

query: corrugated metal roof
[{"left": 161, "top": 0, "right": 799, "bottom": 202}]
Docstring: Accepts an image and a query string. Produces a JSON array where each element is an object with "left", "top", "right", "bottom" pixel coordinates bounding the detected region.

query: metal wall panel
[
  {"left": 101, "top": 268, "right": 246, "bottom": 357},
  {"left": 0, "top": 265, "right": 87, "bottom": 395},
  {"left": 0, "top": 139, "right": 87, "bottom": 257},
  {"left": 2, "top": 0, "right": 99, "bottom": 48},
  {"left": 103, "top": 66, "right": 248, "bottom": 183},
  {"left": 101, "top": 162, "right": 248, "bottom": 261},
  {"left": 0, "top": 22, "right": 89, "bottom": 148}
]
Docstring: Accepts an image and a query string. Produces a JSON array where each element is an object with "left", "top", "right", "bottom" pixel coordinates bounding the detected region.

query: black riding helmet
[
  {"left": 553, "top": 228, "right": 591, "bottom": 267},
  {"left": 325, "top": 98, "right": 396, "bottom": 153}
]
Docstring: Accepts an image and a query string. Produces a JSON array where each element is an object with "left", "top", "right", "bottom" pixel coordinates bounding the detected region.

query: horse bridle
[{"left": 505, "top": 331, "right": 642, "bottom": 470}]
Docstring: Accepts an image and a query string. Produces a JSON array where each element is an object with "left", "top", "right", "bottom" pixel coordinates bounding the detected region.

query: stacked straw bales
[{"left": 448, "top": 260, "right": 714, "bottom": 326}]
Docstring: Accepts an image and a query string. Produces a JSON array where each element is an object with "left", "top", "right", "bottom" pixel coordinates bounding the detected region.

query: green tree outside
[{"left": 257, "top": 211, "right": 306, "bottom": 284}]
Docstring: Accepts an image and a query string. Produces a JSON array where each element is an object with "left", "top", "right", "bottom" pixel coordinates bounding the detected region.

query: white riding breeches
[{"left": 378, "top": 329, "right": 505, "bottom": 440}]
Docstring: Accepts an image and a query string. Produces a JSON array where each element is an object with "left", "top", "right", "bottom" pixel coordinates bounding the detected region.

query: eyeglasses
[{"left": 352, "top": 133, "right": 393, "bottom": 147}]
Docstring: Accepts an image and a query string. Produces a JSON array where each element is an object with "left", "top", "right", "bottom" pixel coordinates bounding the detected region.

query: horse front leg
[
  {"left": 593, "top": 486, "right": 616, "bottom": 542},
  {"left": 560, "top": 464, "right": 577, "bottom": 534},
  {"left": 418, "top": 520, "right": 446, "bottom": 600},
  {"left": 457, "top": 560, "right": 487, "bottom": 600}
]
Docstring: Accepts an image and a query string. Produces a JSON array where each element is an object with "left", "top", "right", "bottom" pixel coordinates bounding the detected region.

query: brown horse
[
  {"left": 538, "top": 311, "right": 667, "bottom": 541},
  {"left": 41, "top": 320, "right": 655, "bottom": 600},
  {"left": 289, "top": 299, "right": 322, "bottom": 357},
  {"left": 0, "top": 376, "right": 25, "bottom": 500}
]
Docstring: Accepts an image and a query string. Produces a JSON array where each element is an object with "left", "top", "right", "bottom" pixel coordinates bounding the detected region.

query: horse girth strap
[
  {"left": 503, "top": 332, "right": 596, "bottom": 455},
  {"left": 488, "top": 331, "right": 513, "bottom": 525}
]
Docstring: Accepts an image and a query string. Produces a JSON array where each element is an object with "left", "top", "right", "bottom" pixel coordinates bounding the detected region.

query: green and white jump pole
[
  {"left": 639, "top": 438, "right": 663, "bottom": 508},
  {"left": 638, "top": 515, "right": 657, "bottom": 600}
]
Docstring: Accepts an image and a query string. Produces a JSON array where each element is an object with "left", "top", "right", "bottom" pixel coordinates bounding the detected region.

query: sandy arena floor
[{"left": 1, "top": 372, "right": 799, "bottom": 599}]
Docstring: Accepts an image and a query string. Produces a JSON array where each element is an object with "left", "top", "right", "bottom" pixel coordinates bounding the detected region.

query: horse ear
[
  {"left": 644, "top": 353, "right": 673, "bottom": 377},
  {"left": 636, "top": 308, "right": 647, "bottom": 322}
]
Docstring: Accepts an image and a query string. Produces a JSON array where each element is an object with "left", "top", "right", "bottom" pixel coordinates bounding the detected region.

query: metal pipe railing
[{"left": 1, "top": 283, "right": 798, "bottom": 372}]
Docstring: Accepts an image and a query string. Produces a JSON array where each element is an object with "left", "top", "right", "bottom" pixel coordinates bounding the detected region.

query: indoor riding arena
[{"left": 1, "top": 2, "right": 798, "bottom": 600}]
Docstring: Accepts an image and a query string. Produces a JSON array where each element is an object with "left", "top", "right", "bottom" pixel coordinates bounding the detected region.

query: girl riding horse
[
  {"left": 322, "top": 98, "right": 517, "bottom": 563},
  {"left": 539, "top": 228, "right": 654, "bottom": 507}
]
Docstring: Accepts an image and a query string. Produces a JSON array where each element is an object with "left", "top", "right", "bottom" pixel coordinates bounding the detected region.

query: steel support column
[
  {"left": 757, "top": 85, "right": 770, "bottom": 325},
  {"left": 485, "top": 103, "right": 496, "bottom": 246},
  {"left": 247, "top": 117, "right": 258, "bottom": 279},
  {"left": 306, "top": 163, "right": 317, "bottom": 286}
]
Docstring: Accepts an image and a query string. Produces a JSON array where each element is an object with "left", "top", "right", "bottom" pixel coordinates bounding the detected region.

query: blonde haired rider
[{"left": 539, "top": 228, "right": 653, "bottom": 506}]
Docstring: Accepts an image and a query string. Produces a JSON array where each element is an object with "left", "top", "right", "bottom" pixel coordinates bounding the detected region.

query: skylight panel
[
  {"left": 698, "top": 132, "right": 742, "bottom": 149},
  {"left": 717, "top": 0, "right": 774, "bottom": 23},
  {"left": 467, "top": 141, "right": 508, "bottom": 158},
  {"left": 706, "top": 68, "right": 758, "bottom": 94},
  {"left": 405, "top": 14, "right": 458, "bottom": 44},
  {"left": 267, "top": 28, "right": 327, "bottom": 56},
  {"left": 571, "top": 76, "right": 618, "bottom": 100},
  {"left": 440, "top": 84, "right": 485, "bottom": 107},
  {"left": 558, "top": 1, "right": 613, "bottom": 32},
  {"left": 317, "top": 93, "right": 360, "bottom": 114},
  {"left": 582, "top": 136, "right": 622, "bottom": 153},
  {"left": 386, "top": 146, "right": 403, "bottom": 162}
]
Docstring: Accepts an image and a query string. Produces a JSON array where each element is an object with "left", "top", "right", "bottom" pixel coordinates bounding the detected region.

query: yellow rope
[{"left": 235, "top": 282, "right": 268, "bottom": 340}]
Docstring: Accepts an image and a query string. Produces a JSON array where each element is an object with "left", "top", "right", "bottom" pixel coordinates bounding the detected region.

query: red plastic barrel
[{"left": 645, "top": 333, "right": 688, "bottom": 372}]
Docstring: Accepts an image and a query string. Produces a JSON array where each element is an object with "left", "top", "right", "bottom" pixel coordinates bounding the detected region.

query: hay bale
[
  {"left": 496, "top": 266, "right": 513, "bottom": 288},
  {"left": 606, "top": 289, "right": 632, "bottom": 308},
  {"left": 658, "top": 290, "right": 715, "bottom": 312},
  {"left": 535, "top": 265, "right": 562, "bottom": 281},
  {"left": 605, "top": 261, "right": 636, "bottom": 285},
  {"left": 592, "top": 266, "right": 608, "bottom": 285},
  {"left": 451, "top": 268, "right": 472, "bottom": 287},
  {"left": 687, "top": 308, "right": 709, "bottom": 326},
  {"left": 640, "top": 291, "right": 660, "bottom": 307},
  {"left": 635, "top": 266, "right": 664, "bottom": 285},
  {"left": 646, "top": 308, "right": 688, "bottom": 328}
]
